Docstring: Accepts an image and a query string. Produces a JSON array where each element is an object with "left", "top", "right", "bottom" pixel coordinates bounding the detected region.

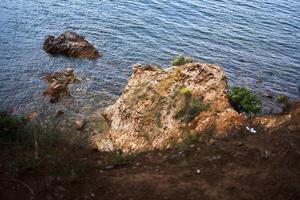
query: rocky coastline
[
  {"left": 89, "top": 62, "right": 300, "bottom": 153},
  {"left": 1, "top": 32, "right": 300, "bottom": 200}
]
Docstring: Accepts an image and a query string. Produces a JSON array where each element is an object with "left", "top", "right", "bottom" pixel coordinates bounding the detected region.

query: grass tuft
[
  {"left": 175, "top": 87, "right": 209, "bottom": 123},
  {"left": 171, "top": 55, "right": 194, "bottom": 66}
]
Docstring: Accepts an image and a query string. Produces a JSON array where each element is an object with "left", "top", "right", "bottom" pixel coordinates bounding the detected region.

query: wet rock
[
  {"left": 42, "top": 68, "right": 79, "bottom": 103},
  {"left": 43, "top": 31, "right": 100, "bottom": 59},
  {"left": 75, "top": 118, "right": 85, "bottom": 130},
  {"left": 55, "top": 110, "right": 64, "bottom": 117},
  {"left": 259, "top": 92, "right": 273, "bottom": 99}
]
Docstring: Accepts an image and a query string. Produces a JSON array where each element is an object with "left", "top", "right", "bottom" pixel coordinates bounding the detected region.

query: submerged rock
[
  {"left": 43, "top": 31, "right": 100, "bottom": 59},
  {"left": 91, "top": 63, "right": 246, "bottom": 152},
  {"left": 42, "top": 68, "right": 79, "bottom": 103}
]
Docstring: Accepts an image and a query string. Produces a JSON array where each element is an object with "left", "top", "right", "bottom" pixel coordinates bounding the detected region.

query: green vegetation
[
  {"left": 111, "top": 150, "right": 134, "bottom": 164},
  {"left": 0, "top": 112, "right": 32, "bottom": 145},
  {"left": 180, "top": 87, "right": 192, "bottom": 96},
  {"left": 171, "top": 55, "right": 193, "bottom": 66},
  {"left": 229, "top": 86, "right": 261, "bottom": 114},
  {"left": 184, "top": 99, "right": 209, "bottom": 122},
  {"left": 175, "top": 87, "right": 209, "bottom": 123},
  {"left": 276, "top": 94, "right": 288, "bottom": 104},
  {"left": 182, "top": 133, "right": 199, "bottom": 146},
  {"left": 0, "top": 112, "right": 93, "bottom": 177}
]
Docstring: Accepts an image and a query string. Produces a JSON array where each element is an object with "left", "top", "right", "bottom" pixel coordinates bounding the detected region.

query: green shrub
[
  {"left": 179, "top": 87, "right": 192, "bottom": 96},
  {"left": 276, "top": 94, "right": 288, "bottom": 104},
  {"left": 175, "top": 87, "right": 209, "bottom": 123},
  {"left": 171, "top": 55, "right": 193, "bottom": 66},
  {"left": 229, "top": 87, "right": 261, "bottom": 114},
  {"left": 184, "top": 99, "right": 209, "bottom": 122},
  {"left": 182, "top": 133, "right": 199, "bottom": 146}
]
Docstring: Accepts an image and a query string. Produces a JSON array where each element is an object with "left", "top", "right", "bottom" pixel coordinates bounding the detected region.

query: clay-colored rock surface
[
  {"left": 43, "top": 31, "right": 100, "bottom": 59},
  {"left": 92, "top": 63, "right": 246, "bottom": 152},
  {"left": 254, "top": 100, "right": 300, "bottom": 133}
]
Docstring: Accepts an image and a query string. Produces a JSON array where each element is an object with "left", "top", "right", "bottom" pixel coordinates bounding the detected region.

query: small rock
[
  {"left": 105, "top": 165, "right": 114, "bottom": 170},
  {"left": 196, "top": 169, "right": 201, "bottom": 174},
  {"left": 26, "top": 112, "right": 37, "bottom": 120},
  {"left": 75, "top": 118, "right": 85, "bottom": 130},
  {"left": 75, "top": 88, "right": 82, "bottom": 93},
  {"left": 55, "top": 110, "right": 64, "bottom": 117},
  {"left": 264, "top": 150, "right": 271, "bottom": 158},
  {"left": 237, "top": 142, "right": 244, "bottom": 147},
  {"left": 256, "top": 79, "right": 262, "bottom": 84}
]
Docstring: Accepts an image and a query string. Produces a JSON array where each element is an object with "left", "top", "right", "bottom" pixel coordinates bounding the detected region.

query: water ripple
[{"left": 0, "top": 0, "right": 299, "bottom": 115}]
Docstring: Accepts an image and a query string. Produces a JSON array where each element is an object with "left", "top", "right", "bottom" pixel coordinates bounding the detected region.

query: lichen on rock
[{"left": 91, "top": 62, "right": 246, "bottom": 152}]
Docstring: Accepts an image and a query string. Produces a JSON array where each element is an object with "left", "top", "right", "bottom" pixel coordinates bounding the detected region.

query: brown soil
[{"left": 1, "top": 125, "right": 300, "bottom": 200}]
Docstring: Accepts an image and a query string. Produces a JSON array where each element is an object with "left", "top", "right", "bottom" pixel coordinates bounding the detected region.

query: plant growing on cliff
[
  {"left": 171, "top": 55, "right": 193, "bottom": 66},
  {"left": 175, "top": 87, "right": 209, "bottom": 123},
  {"left": 276, "top": 94, "right": 288, "bottom": 104},
  {"left": 229, "top": 87, "right": 261, "bottom": 114}
]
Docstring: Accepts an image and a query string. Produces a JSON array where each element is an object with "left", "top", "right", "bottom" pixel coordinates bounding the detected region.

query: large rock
[
  {"left": 92, "top": 63, "right": 246, "bottom": 152},
  {"left": 43, "top": 31, "right": 100, "bottom": 59}
]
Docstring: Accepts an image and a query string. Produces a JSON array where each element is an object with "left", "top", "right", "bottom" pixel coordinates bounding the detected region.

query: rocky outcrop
[
  {"left": 92, "top": 63, "right": 246, "bottom": 152},
  {"left": 42, "top": 68, "right": 79, "bottom": 103},
  {"left": 254, "top": 100, "right": 300, "bottom": 133},
  {"left": 43, "top": 31, "right": 100, "bottom": 59}
]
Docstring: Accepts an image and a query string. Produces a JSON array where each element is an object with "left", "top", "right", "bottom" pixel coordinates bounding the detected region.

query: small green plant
[
  {"left": 111, "top": 150, "right": 133, "bottom": 164},
  {"left": 229, "top": 87, "right": 261, "bottom": 114},
  {"left": 175, "top": 87, "right": 209, "bottom": 123},
  {"left": 171, "top": 55, "right": 193, "bottom": 66},
  {"left": 141, "top": 132, "right": 151, "bottom": 141},
  {"left": 180, "top": 87, "right": 192, "bottom": 96},
  {"left": 184, "top": 99, "right": 209, "bottom": 122},
  {"left": 276, "top": 94, "right": 288, "bottom": 104},
  {"left": 182, "top": 133, "right": 199, "bottom": 146}
]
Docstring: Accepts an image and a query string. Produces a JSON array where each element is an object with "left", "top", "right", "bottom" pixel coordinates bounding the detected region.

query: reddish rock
[
  {"left": 43, "top": 31, "right": 100, "bottom": 59},
  {"left": 42, "top": 68, "right": 79, "bottom": 103}
]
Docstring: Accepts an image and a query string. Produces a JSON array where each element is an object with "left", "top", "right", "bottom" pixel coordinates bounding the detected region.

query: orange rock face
[
  {"left": 91, "top": 62, "right": 300, "bottom": 153},
  {"left": 92, "top": 63, "right": 246, "bottom": 152}
]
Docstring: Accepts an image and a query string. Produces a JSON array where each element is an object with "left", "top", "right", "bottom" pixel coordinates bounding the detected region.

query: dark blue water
[{"left": 0, "top": 0, "right": 299, "bottom": 116}]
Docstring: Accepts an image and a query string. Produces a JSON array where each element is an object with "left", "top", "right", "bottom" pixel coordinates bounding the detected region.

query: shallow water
[{"left": 0, "top": 0, "right": 299, "bottom": 116}]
